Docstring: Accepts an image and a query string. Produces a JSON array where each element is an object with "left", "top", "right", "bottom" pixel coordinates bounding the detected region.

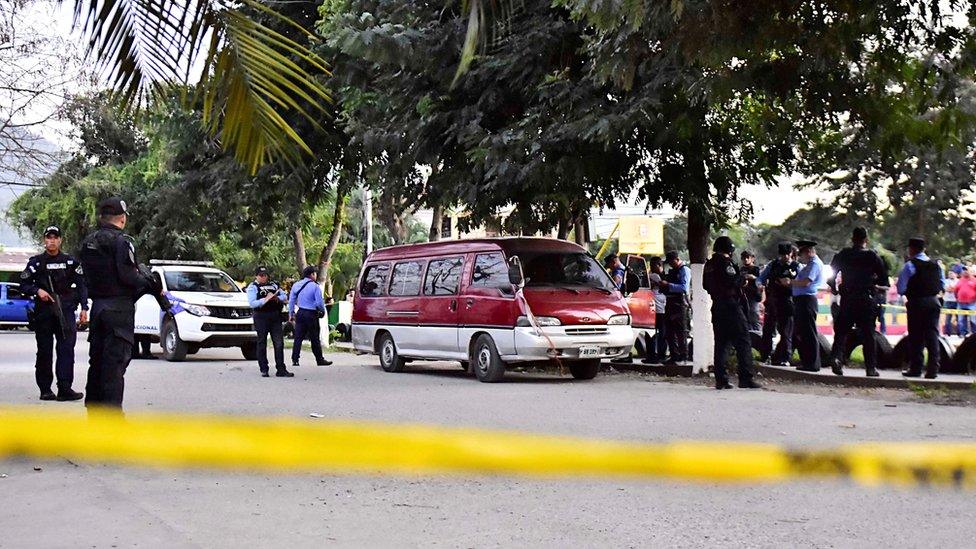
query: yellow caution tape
[
  {"left": 884, "top": 304, "right": 976, "bottom": 316},
  {"left": 2, "top": 407, "right": 975, "bottom": 488}
]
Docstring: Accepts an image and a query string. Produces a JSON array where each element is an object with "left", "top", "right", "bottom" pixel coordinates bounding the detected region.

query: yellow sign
[{"left": 617, "top": 216, "right": 664, "bottom": 255}]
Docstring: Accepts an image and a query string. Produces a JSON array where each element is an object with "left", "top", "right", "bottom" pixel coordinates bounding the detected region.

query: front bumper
[
  {"left": 176, "top": 312, "right": 256, "bottom": 345},
  {"left": 505, "top": 324, "right": 636, "bottom": 362}
]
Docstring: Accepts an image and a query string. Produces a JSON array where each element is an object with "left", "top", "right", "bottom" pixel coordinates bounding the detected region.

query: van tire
[
  {"left": 377, "top": 333, "right": 405, "bottom": 373},
  {"left": 569, "top": 359, "right": 601, "bottom": 380},
  {"left": 471, "top": 334, "right": 505, "bottom": 382},
  {"left": 240, "top": 343, "right": 257, "bottom": 360},
  {"left": 161, "top": 320, "right": 188, "bottom": 362}
]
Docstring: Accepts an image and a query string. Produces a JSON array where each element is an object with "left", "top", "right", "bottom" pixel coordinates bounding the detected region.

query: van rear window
[
  {"left": 424, "top": 257, "right": 464, "bottom": 295},
  {"left": 360, "top": 264, "right": 390, "bottom": 297},
  {"left": 389, "top": 261, "right": 424, "bottom": 296}
]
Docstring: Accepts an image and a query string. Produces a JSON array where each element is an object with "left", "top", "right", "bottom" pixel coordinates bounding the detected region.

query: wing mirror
[{"left": 508, "top": 256, "right": 525, "bottom": 288}]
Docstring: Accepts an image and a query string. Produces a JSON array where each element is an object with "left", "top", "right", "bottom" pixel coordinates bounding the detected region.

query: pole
[
  {"left": 363, "top": 185, "right": 373, "bottom": 256},
  {"left": 594, "top": 221, "right": 620, "bottom": 260}
]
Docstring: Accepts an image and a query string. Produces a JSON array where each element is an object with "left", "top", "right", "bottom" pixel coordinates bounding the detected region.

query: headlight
[
  {"left": 182, "top": 303, "right": 211, "bottom": 317},
  {"left": 516, "top": 315, "right": 561, "bottom": 327},
  {"left": 607, "top": 314, "right": 631, "bottom": 325}
]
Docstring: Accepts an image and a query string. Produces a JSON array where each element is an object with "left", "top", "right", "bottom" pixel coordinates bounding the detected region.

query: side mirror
[{"left": 508, "top": 257, "right": 525, "bottom": 288}]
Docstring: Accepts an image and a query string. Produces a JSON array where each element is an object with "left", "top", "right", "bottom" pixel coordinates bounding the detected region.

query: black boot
[
  {"left": 56, "top": 389, "right": 84, "bottom": 401},
  {"left": 276, "top": 369, "right": 295, "bottom": 377},
  {"left": 865, "top": 366, "right": 880, "bottom": 377},
  {"left": 830, "top": 357, "right": 843, "bottom": 376},
  {"left": 738, "top": 379, "right": 762, "bottom": 389},
  {"left": 902, "top": 370, "right": 922, "bottom": 377},
  {"left": 39, "top": 391, "right": 56, "bottom": 401},
  {"left": 316, "top": 358, "right": 332, "bottom": 366}
]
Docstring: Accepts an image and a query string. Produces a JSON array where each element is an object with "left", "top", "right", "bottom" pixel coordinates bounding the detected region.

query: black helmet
[{"left": 713, "top": 236, "right": 735, "bottom": 254}]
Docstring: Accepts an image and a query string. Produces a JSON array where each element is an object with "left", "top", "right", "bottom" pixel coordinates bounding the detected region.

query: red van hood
[{"left": 521, "top": 287, "right": 628, "bottom": 324}]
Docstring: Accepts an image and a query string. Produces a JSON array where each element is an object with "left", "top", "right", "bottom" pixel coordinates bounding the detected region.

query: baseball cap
[
  {"left": 97, "top": 196, "right": 128, "bottom": 216},
  {"left": 43, "top": 226, "right": 61, "bottom": 237},
  {"left": 254, "top": 266, "right": 270, "bottom": 276}
]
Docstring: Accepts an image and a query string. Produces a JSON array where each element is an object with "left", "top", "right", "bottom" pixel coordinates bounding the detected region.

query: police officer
[
  {"left": 791, "top": 240, "right": 826, "bottom": 372},
  {"left": 247, "top": 266, "right": 291, "bottom": 377},
  {"left": 897, "top": 237, "right": 945, "bottom": 378},
  {"left": 78, "top": 197, "right": 161, "bottom": 410},
  {"left": 19, "top": 226, "right": 88, "bottom": 401},
  {"left": 740, "top": 250, "right": 762, "bottom": 331},
  {"left": 289, "top": 266, "right": 332, "bottom": 367},
  {"left": 828, "top": 227, "right": 889, "bottom": 377},
  {"left": 658, "top": 250, "right": 690, "bottom": 363},
  {"left": 641, "top": 256, "right": 668, "bottom": 364},
  {"left": 702, "top": 236, "right": 761, "bottom": 389},
  {"left": 757, "top": 243, "right": 799, "bottom": 365}
]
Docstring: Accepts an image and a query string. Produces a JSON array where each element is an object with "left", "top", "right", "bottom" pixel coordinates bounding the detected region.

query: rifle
[{"left": 44, "top": 273, "right": 71, "bottom": 340}]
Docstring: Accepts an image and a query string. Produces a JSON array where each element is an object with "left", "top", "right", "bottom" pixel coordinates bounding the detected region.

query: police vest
[
  {"left": 252, "top": 281, "right": 282, "bottom": 313},
  {"left": 79, "top": 227, "right": 128, "bottom": 299},
  {"left": 702, "top": 255, "right": 743, "bottom": 301},
  {"left": 905, "top": 259, "right": 943, "bottom": 298},
  {"left": 664, "top": 266, "right": 688, "bottom": 303},
  {"left": 766, "top": 260, "right": 798, "bottom": 300},
  {"left": 26, "top": 253, "right": 83, "bottom": 303}
]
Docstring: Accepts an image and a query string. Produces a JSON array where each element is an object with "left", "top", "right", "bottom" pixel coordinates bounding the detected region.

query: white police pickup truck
[{"left": 134, "top": 260, "right": 257, "bottom": 361}]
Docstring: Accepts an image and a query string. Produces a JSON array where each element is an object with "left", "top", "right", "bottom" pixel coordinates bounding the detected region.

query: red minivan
[{"left": 352, "top": 238, "right": 636, "bottom": 382}]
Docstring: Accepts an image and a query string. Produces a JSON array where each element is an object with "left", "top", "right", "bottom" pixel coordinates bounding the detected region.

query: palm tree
[{"left": 67, "top": 0, "right": 332, "bottom": 174}]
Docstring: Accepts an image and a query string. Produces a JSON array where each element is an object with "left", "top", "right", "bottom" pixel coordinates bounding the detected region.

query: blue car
[{"left": 0, "top": 282, "right": 31, "bottom": 327}]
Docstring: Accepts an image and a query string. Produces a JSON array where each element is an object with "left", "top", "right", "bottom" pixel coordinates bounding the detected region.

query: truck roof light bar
[{"left": 149, "top": 259, "right": 216, "bottom": 267}]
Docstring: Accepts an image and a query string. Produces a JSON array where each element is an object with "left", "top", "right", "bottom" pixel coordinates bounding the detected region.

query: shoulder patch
[{"left": 726, "top": 264, "right": 736, "bottom": 275}]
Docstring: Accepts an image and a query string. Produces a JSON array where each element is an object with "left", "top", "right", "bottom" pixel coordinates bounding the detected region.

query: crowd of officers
[
  {"left": 18, "top": 197, "right": 332, "bottom": 411},
  {"left": 610, "top": 227, "right": 949, "bottom": 389}
]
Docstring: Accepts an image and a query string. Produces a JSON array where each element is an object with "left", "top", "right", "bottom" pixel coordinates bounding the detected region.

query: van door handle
[
  {"left": 449, "top": 299, "right": 457, "bottom": 312},
  {"left": 465, "top": 298, "right": 474, "bottom": 309}
]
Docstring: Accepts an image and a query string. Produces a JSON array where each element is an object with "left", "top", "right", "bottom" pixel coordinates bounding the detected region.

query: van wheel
[
  {"left": 377, "top": 333, "right": 405, "bottom": 373},
  {"left": 240, "top": 342, "right": 257, "bottom": 360},
  {"left": 471, "top": 334, "right": 505, "bottom": 382},
  {"left": 161, "top": 320, "right": 188, "bottom": 362},
  {"left": 569, "top": 359, "right": 601, "bottom": 380}
]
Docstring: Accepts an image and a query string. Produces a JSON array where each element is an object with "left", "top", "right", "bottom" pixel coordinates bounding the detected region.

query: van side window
[
  {"left": 424, "top": 257, "right": 464, "bottom": 295},
  {"left": 472, "top": 253, "right": 511, "bottom": 294},
  {"left": 6, "top": 286, "right": 23, "bottom": 299},
  {"left": 389, "top": 261, "right": 424, "bottom": 296},
  {"left": 360, "top": 264, "right": 390, "bottom": 297}
]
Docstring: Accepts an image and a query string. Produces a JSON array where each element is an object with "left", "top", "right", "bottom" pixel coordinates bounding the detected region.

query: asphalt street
[{"left": 1, "top": 330, "right": 974, "bottom": 548}]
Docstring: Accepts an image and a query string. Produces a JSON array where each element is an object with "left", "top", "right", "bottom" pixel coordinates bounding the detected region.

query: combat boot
[{"left": 56, "top": 389, "right": 84, "bottom": 401}]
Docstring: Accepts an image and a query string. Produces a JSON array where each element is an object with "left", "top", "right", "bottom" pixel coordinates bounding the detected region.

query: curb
[{"left": 756, "top": 364, "right": 976, "bottom": 391}]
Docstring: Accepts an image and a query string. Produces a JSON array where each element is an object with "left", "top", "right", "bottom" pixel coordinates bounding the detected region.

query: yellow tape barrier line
[
  {"left": 884, "top": 304, "right": 976, "bottom": 316},
  {"left": 2, "top": 407, "right": 976, "bottom": 488}
]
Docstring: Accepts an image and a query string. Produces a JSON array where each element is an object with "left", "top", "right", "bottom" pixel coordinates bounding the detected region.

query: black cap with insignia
[
  {"left": 796, "top": 239, "right": 817, "bottom": 250},
  {"left": 665, "top": 250, "right": 680, "bottom": 262},
  {"left": 98, "top": 196, "right": 128, "bottom": 216},
  {"left": 43, "top": 226, "right": 61, "bottom": 237},
  {"left": 908, "top": 237, "right": 926, "bottom": 249},
  {"left": 254, "top": 265, "right": 270, "bottom": 275}
]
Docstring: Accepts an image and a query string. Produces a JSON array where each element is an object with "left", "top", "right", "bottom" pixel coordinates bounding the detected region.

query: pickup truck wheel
[
  {"left": 377, "top": 333, "right": 405, "bottom": 373},
  {"left": 161, "top": 320, "right": 188, "bottom": 362},
  {"left": 471, "top": 334, "right": 505, "bottom": 382},
  {"left": 240, "top": 342, "right": 257, "bottom": 360},
  {"left": 569, "top": 359, "right": 601, "bottom": 380}
]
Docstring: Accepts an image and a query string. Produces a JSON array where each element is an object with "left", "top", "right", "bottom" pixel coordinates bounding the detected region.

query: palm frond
[{"left": 66, "top": 0, "right": 332, "bottom": 174}]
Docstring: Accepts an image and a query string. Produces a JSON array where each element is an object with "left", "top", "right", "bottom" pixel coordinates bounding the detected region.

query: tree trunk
[
  {"left": 316, "top": 184, "right": 350, "bottom": 297},
  {"left": 292, "top": 226, "right": 307, "bottom": 274},
  {"left": 686, "top": 203, "right": 710, "bottom": 264},
  {"left": 556, "top": 217, "right": 570, "bottom": 240},
  {"left": 429, "top": 203, "right": 443, "bottom": 242}
]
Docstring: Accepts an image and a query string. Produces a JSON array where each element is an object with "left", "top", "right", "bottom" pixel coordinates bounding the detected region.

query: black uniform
[
  {"left": 702, "top": 253, "right": 757, "bottom": 387},
  {"left": 78, "top": 222, "right": 156, "bottom": 409},
  {"left": 663, "top": 265, "right": 690, "bottom": 362},
  {"left": 759, "top": 259, "right": 799, "bottom": 364},
  {"left": 903, "top": 258, "right": 943, "bottom": 377},
  {"left": 20, "top": 251, "right": 88, "bottom": 396},
  {"left": 248, "top": 279, "right": 287, "bottom": 375},
  {"left": 829, "top": 247, "right": 889, "bottom": 374}
]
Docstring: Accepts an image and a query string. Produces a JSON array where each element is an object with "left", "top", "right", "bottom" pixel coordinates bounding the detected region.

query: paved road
[{"left": 1, "top": 331, "right": 974, "bottom": 548}]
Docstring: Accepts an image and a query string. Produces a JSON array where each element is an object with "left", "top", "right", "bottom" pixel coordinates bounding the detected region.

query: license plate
[{"left": 579, "top": 345, "right": 600, "bottom": 358}]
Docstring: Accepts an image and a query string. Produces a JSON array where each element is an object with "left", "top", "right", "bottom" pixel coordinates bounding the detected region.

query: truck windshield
[
  {"left": 520, "top": 252, "right": 617, "bottom": 292},
  {"left": 164, "top": 271, "right": 241, "bottom": 293}
]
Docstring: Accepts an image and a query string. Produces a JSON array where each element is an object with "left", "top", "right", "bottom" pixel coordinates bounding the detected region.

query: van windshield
[
  {"left": 519, "top": 252, "right": 617, "bottom": 293},
  {"left": 164, "top": 270, "right": 241, "bottom": 293}
]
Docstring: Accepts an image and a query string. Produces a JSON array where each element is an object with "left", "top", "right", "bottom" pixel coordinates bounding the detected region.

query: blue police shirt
[
  {"left": 792, "top": 255, "right": 824, "bottom": 297},
  {"left": 665, "top": 264, "right": 691, "bottom": 295},
  {"left": 289, "top": 278, "right": 325, "bottom": 314},
  {"left": 896, "top": 253, "right": 945, "bottom": 296}
]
